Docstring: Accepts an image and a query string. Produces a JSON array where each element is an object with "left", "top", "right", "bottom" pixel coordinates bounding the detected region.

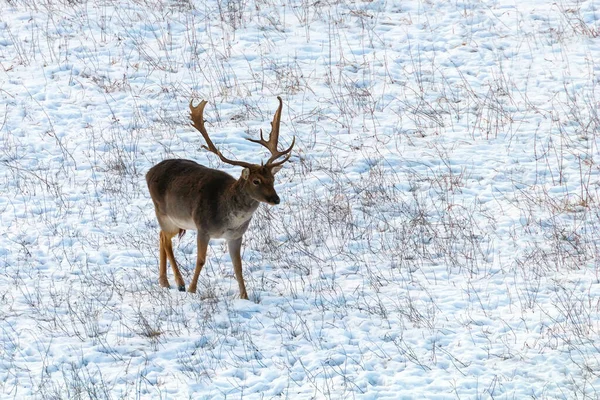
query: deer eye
[{"left": 252, "top": 179, "right": 261, "bottom": 186}]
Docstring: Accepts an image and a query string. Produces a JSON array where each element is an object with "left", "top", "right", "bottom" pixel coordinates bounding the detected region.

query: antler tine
[
  {"left": 246, "top": 96, "right": 295, "bottom": 166},
  {"left": 267, "top": 136, "right": 296, "bottom": 167},
  {"left": 190, "top": 100, "right": 254, "bottom": 169}
]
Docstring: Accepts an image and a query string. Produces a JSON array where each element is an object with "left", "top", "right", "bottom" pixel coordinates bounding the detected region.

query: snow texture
[{"left": 1, "top": 0, "right": 600, "bottom": 398}]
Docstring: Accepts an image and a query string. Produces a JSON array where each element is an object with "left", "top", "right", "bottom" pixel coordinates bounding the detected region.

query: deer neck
[{"left": 228, "top": 179, "right": 259, "bottom": 218}]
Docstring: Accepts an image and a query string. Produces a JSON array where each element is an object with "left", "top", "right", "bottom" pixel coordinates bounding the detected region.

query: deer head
[{"left": 189, "top": 97, "right": 295, "bottom": 205}]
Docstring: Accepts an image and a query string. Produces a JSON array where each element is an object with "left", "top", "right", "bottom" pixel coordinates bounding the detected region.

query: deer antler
[
  {"left": 190, "top": 97, "right": 295, "bottom": 168},
  {"left": 247, "top": 96, "right": 295, "bottom": 167},
  {"left": 190, "top": 100, "right": 254, "bottom": 169}
]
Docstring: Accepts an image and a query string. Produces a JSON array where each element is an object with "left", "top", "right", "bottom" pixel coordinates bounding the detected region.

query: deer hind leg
[
  {"left": 160, "top": 230, "right": 186, "bottom": 291},
  {"left": 188, "top": 235, "right": 209, "bottom": 294},
  {"left": 228, "top": 237, "right": 248, "bottom": 300},
  {"left": 158, "top": 230, "right": 170, "bottom": 288}
]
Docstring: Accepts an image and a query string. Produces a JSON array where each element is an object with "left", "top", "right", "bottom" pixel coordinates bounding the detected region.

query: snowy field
[{"left": 1, "top": 0, "right": 600, "bottom": 398}]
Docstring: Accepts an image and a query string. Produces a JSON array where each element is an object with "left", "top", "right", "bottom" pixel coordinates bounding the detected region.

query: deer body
[
  {"left": 147, "top": 159, "right": 258, "bottom": 239},
  {"left": 146, "top": 98, "right": 294, "bottom": 300}
]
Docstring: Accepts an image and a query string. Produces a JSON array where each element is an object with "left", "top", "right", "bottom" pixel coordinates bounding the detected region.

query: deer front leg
[
  {"left": 228, "top": 237, "right": 248, "bottom": 300},
  {"left": 188, "top": 235, "right": 209, "bottom": 294}
]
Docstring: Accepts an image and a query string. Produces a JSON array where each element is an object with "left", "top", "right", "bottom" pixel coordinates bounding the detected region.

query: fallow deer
[{"left": 146, "top": 97, "right": 294, "bottom": 300}]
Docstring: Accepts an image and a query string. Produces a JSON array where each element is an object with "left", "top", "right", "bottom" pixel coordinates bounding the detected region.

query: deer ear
[
  {"left": 241, "top": 168, "right": 250, "bottom": 180},
  {"left": 271, "top": 165, "right": 283, "bottom": 175}
]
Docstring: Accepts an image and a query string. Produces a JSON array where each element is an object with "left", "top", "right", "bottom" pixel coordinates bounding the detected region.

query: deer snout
[{"left": 267, "top": 194, "right": 280, "bottom": 205}]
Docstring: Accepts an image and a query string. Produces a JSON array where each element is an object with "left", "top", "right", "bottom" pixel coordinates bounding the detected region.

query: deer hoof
[
  {"left": 159, "top": 278, "right": 170, "bottom": 288},
  {"left": 177, "top": 285, "right": 186, "bottom": 292}
]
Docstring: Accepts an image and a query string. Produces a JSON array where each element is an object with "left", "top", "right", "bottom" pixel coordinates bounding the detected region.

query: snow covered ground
[{"left": 1, "top": 0, "right": 600, "bottom": 398}]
